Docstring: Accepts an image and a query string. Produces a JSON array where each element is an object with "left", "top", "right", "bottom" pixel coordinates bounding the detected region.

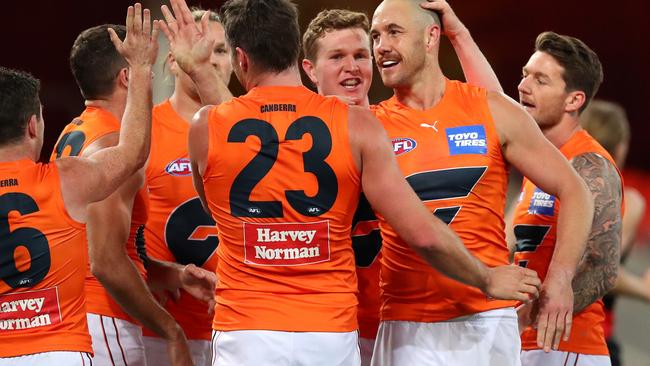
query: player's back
[
  {"left": 50, "top": 107, "right": 148, "bottom": 320},
  {"left": 204, "top": 85, "right": 361, "bottom": 332},
  {"left": 372, "top": 80, "right": 514, "bottom": 322},
  {"left": 144, "top": 100, "right": 218, "bottom": 340},
  {"left": 514, "top": 129, "right": 622, "bottom": 355},
  {"left": 0, "top": 160, "right": 91, "bottom": 357}
]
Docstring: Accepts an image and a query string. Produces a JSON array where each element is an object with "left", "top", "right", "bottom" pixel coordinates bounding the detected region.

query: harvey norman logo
[
  {"left": 243, "top": 221, "right": 330, "bottom": 266},
  {"left": 0, "top": 287, "right": 62, "bottom": 332}
]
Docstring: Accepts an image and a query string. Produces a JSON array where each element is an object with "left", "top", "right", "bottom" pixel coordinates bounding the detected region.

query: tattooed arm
[{"left": 571, "top": 152, "right": 623, "bottom": 312}]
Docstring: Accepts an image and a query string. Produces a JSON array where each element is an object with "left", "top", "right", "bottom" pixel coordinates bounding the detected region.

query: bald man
[{"left": 368, "top": 1, "right": 594, "bottom": 365}]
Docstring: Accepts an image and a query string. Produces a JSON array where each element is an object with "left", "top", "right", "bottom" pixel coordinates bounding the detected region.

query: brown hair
[
  {"left": 0, "top": 67, "right": 40, "bottom": 146},
  {"left": 302, "top": 9, "right": 369, "bottom": 62},
  {"left": 580, "top": 100, "right": 630, "bottom": 156},
  {"left": 535, "top": 31, "right": 603, "bottom": 114},
  {"left": 70, "top": 24, "right": 127, "bottom": 100},
  {"left": 220, "top": 0, "right": 300, "bottom": 73}
]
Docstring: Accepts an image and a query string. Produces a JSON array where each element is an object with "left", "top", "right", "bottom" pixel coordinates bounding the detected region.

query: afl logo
[
  {"left": 391, "top": 137, "right": 417, "bottom": 156},
  {"left": 165, "top": 158, "right": 192, "bottom": 176}
]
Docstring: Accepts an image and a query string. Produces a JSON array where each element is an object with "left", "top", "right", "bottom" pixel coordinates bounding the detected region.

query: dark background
[{"left": 3, "top": 0, "right": 648, "bottom": 170}]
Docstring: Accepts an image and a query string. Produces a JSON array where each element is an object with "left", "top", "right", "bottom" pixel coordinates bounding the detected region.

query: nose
[
  {"left": 518, "top": 76, "right": 531, "bottom": 95},
  {"left": 373, "top": 34, "right": 391, "bottom": 58},
  {"left": 343, "top": 56, "right": 359, "bottom": 73}
]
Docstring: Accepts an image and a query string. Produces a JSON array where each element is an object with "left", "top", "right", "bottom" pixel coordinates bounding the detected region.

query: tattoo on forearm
[{"left": 571, "top": 153, "right": 622, "bottom": 312}]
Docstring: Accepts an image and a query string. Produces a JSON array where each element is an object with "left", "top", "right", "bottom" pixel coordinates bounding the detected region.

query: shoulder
[
  {"left": 486, "top": 91, "right": 538, "bottom": 142},
  {"left": 348, "top": 105, "right": 388, "bottom": 143},
  {"left": 80, "top": 132, "right": 119, "bottom": 157}
]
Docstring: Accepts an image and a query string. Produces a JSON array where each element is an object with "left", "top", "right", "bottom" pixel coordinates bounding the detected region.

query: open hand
[
  {"left": 159, "top": 0, "right": 216, "bottom": 76},
  {"left": 535, "top": 274, "right": 573, "bottom": 352},
  {"left": 419, "top": 0, "right": 467, "bottom": 39},
  {"left": 108, "top": 3, "right": 159, "bottom": 68}
]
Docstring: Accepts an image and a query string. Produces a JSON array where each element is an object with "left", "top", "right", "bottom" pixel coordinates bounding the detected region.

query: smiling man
[
  {"left": 300, "top": 2, "right": 510, "bottom": 364},
  {"left": 367, "top": 1, "right": 595, "bottom": 365}
]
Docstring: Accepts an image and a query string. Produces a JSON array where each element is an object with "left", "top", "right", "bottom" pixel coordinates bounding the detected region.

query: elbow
[
  {"left": 407, "top": 232, "right": 444, "bottom": 257},
  {"left": 90, "top": 258, "right": 110, "bottom": 282},
  {"left": 132, "top": 148, "right": 149, "bottom": 171}
]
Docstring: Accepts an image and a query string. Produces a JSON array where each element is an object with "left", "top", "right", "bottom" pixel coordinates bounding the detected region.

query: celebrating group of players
[{"left": 0, "top": 0, "right": 630, "bottom": 365}]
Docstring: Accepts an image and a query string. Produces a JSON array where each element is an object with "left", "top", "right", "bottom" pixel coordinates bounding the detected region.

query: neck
[
  {"left": 245, "top": 65, "right": 303, "bottom": 90},
  {"left": 169, "top": 88, "right": 202, "bottom": 124},
  {"left": 393, "top": 64, "right": 446, "bottom": 110},
  {"left": 359, "top": 95, "right": 370, "bottom": 108},
  {"left": 0, "top": 142, "right": 35, "bottom": 163},
  {"left": 541, "top": 113, "right": 582, "bottom": 148},
  {"left": 85, "top": 95, "right": 125, "bottom": 121}
]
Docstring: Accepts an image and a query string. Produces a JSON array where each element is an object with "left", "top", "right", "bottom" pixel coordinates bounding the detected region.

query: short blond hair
[
  {"left": 581, "top": 100, "right": 630, "bottom": 156},
  {"left": 302, "top": 9, "right": 369, "bottom": 62}
]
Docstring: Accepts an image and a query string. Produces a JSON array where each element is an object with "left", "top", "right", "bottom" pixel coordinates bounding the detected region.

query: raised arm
[
  {"left": 348, "top": 106, "right": 540, "bottom": 301},
  {"left": 571, "top": 154, "right": 622, "bottom": 312},
  {"left": 160, "top": 0, "right": 233, "bottom": 105},
  {"left": 489, "top": 91, "right": 594, "bottom": 351},
  {"left": 57, "top": 4, "right": 158, "bottom": 217},
  {"left": 421, "top": 0, "right": 503, "bottom": 92},
  {"left": 188, "top": 106, "right": 212, "bottom": 214}
]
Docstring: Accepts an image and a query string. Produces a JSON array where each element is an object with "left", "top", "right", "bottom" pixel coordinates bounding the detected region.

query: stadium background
[{"left": 3, "top": 1, "right": 650, "bottom": 364}]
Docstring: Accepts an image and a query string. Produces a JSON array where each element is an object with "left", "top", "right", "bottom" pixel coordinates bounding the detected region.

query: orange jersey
[
  {"left": 372, "top": 80, "right": 514, "bottom": 322},
  {"left": 514, "top": 130, "right": 622, "bottom": 355},
  {"left": 0, "top": 160, "right": 92, "bottom": 357},
  {"left": 51, "top": 107, "right": 149, "bottom": 321},
  {"left": 203, "top": 86, "right": 361, "bottom": 332},
  {"left": 143, "top": 100, "right": 218, "bottom": 340},
  {"left": 352, "top": 194, "right": 381, "bottom": 339}
]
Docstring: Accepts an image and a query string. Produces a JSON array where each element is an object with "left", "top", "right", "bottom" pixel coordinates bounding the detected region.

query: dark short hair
[
  {"left": 220, "top": 0, "right": 300, "bottom": 73},
  {"left": 303, "top": 9, "right": 370, "bottom": 62},
  {"left": 535, "top": 31, "right": 603, "bottom": 114},
  {"left": 0, "top": 67, "right": 40, "bottom": 146},
  {"left": 70, "top": 24, "right": 127, "bottom": 100},
  {"left": 581, "top": 100, "right": 630, "bottom": 156}
]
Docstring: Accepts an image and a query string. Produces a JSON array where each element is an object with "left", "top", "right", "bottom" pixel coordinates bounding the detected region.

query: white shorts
[
  {"left": 521, "top": 349, "right": 611, "bottom": 366},
  {"left": 371, "top": 307, "right": 521, "bottom": 366},
  {"left": 211, "top": 330, "right": 360, "bottom": 366},
  {"left": 359, "top": 337, "right": 375, "bottom": 366},
  {"left": 0, "top": 351, "right": 93, "bottom": 366},
  {"left": 143, "top": 336, "right": 211, "bottom": 366},
  {"left": 87, "top": 313, "right": 146, "bottom": 366}
]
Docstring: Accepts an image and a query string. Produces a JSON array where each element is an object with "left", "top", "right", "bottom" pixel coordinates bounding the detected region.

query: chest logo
[
  {"left": 165, "top": 158, "right": 192, "bottom": 176},
  {"left": 420, "top": 121, "right": 439, "bottom": 132},
  {"left": 528, "top": 187, "right": 556, "bottom": 216},
  {"left": 445, "top": 125, "right": 487, "bottom": 155},
  {"left": 391, "top": 137, "right": 417, "bottom": 156}
]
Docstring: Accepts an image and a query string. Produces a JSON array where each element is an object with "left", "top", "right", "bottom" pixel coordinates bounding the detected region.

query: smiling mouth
[
  {"left": 340, "top": 78, "right": 362, "bottom": 90},
  {"left": 520, "top": 101, "right": 535, "bottom": 108},
  {"left": 379, "top": 60, "right": 399, "bottom": 69}
]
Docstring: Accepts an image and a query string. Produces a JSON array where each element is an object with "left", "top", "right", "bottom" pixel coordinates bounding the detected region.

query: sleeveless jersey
[
  {"left": 143, "top": 100, "right": 218, "bottom": 340},
  {"left": 514, "top": 130, "right": 622, "bottom": 355},
  {"left": 203, "top": 85, "right": 361, "bottom": 332},
  {"left": 0, "top": 160, "right": 92, "bottom": 357},
  {"left": 50, "top": 106, "right": 149, "bottom": 321},
  {"left": 372, "top": 79, "right": 514, "bottom": 322}
]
